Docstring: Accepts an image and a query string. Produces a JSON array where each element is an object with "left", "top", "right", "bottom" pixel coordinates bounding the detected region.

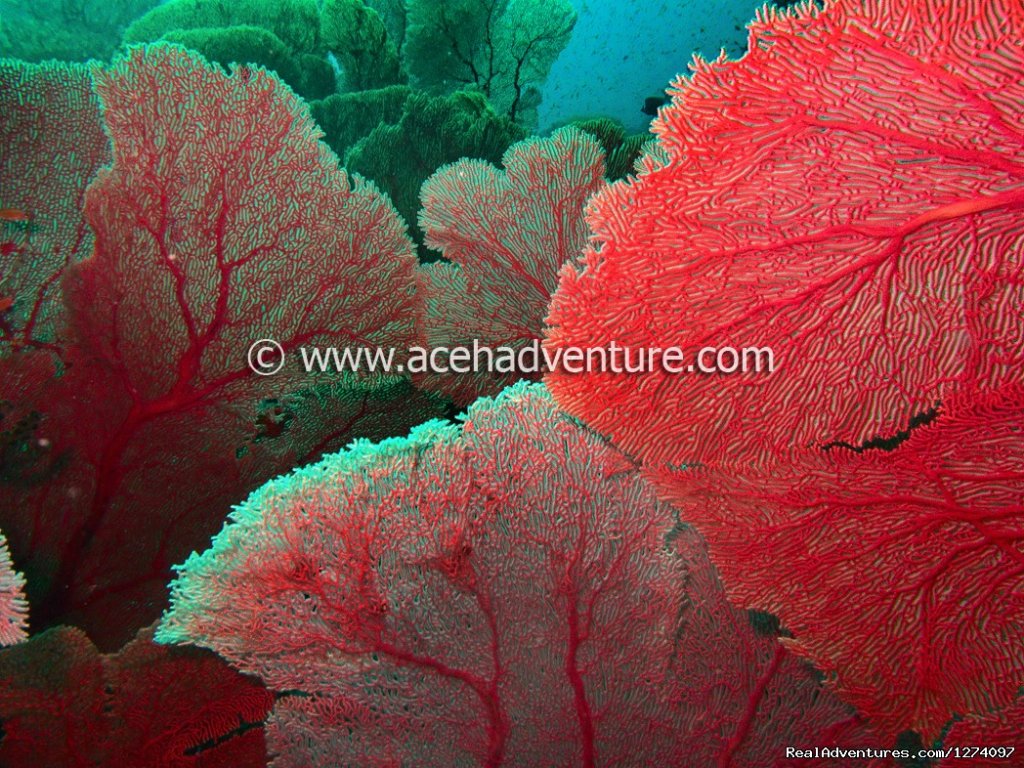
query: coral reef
[
  {"left": 0, "top": 60, "right": 109, "bottom": 349},
  {"left": 566, "top": 117, "right": 647, "bottom": 180},
  {"left": 344, "top": 89, "right": 526, "bottom": 256},
  {"left": 546, "top": 0, "right": 1024, "bottom": 468},
  {"left": 0, "top": 0, "right": 1021, "bottom": 761},
  {"left": 321, "top": 0, "right": 405, "bottom": 89},
  {"left": 659, "top": 383, "right": 1024, "bottom": 740},
  {"left": 403, "top": 0, "right": 575, "bottom": 126},
  {"left": 544, "top": 0, "right": 1024, "bottom": 743},
  {"left": 0, "top": 0, "right": 160, "bottom": 61}
]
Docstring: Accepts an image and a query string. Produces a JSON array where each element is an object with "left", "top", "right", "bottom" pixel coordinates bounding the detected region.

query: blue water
[{"left": 539, "top": 0, "right": 764, "bottom": 133}]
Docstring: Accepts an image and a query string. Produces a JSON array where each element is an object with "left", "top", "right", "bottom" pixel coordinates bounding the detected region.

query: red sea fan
[
  {"left": 663, "top": 523, "right": 875, "bottom": 766},
  {"left": 656, "top": 383, "right": 1024, "bottom": 742},
  {"left": 72, "top": 44, "right": 418, "bottom": 405},
  {"left": 157, "top": 383, "right": 874, "bottom": 767},
  {"left": 417, "top": 127, "right": 606, "bottom": 405},
  {"left": 0, "top": 625, "right": 271, "bottom": 767},
  {"left": 544, "top": 0, "right": 1024, "bottom": 468}
]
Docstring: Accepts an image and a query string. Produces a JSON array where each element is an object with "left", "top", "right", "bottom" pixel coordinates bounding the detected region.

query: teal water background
[{"left": 539, "top": 0, "right": 762, "bottom": 132}]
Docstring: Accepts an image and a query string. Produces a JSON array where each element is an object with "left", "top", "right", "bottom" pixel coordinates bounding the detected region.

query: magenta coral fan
[
  {"left": 156, "top": 383, "right": 870, "bottom": 767},
  {"left": 0, "top": 44, "right": 429, "bottom": 649},
  {"left": 0, "top": 529, "right": 27, "bottom": 646}
]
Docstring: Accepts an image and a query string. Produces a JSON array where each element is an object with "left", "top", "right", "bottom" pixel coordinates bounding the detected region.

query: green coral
[
  {"left": 366, "top": 0, "right": 408, "bottom": 51},
  {"left": 403, "top": 0, "right": 575, "bottom": 126},
  {"left": 124, "top": 0, "right": 321, "bottom": 54},
  {"left": 310, "top": 85, "right": 413, "bottom": 159},
  {"left": 295, "top": 53, "right": 338, "bottom": 100},
  {"left": 0, "top": 20, "right": 111, "bottom": 62},
  {"left": 569, "top": 117, "right": 626, "bottom": 156},
  {"left": 321, "top": 0, "right": 405, "bottom": 90},
  {"left": 124, "top": 0, "right": 338, "bottom": 99},
  {"left": 606, "top": 134, "right": 649, "bottom": 180},
  {"left": 0, "top": 0, "right": 161, "bottom": 61},
  {"left": 343, "top": 89, "right": 526, "bottom": 258},
  {"left": 568, "top": 117, "right": 648, "bottom": 180},
  {"left": 161, "top": 26, "right": 303, "bottom": 92}
]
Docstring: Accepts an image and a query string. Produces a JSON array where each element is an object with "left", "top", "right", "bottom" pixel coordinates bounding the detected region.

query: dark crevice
[
  {"left": 182, "top": 716, "right": 264, "bottom": 757},
  {"left": 822, "top": 405, "right": 939, "bottom": 454},
  {"left": 894, "top": 730, "right": 930, "bottom": 767},
  {"left": 746, "top": 609, "right": 793, "bottom": 638},
  {"left": 182, "top": 689, "right": 304, "bottom": 758}
]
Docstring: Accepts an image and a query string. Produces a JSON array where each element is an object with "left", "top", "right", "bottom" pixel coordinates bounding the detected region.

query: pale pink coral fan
[
  {"left": 157, "top": 383, "right": 872, "bottom": 766},
  {"left": 0, "top": 529, "right": 28, "bottom": 646},
  {"left": 417, "top": 127, "right": 606, "bottom": 404}
]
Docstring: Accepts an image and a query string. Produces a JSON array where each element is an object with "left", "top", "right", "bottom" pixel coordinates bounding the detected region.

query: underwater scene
[{"left": 0, "top": 0, "right": 1022, "bottom": 765}]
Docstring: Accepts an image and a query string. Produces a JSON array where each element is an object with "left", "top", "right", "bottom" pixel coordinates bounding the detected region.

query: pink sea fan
[
  {"left": 0, "top": 44, "right": 428, "bottom": 649},
  {"left": 0, "top": 59, "right": 109, "bottom": 350},
  {"left": 417, "top": 127, "right": 606, "bottom": 404},
  {"left": 157, "top": 383, "right": 872, "bottom": 767},
  {"left": 0, "top": 529, "right": 27, "bottom": 646}
]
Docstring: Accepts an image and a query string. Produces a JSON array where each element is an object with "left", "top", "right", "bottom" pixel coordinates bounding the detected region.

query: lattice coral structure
[
  {"left": 0, "top": 44, "right": 431, "bottom": 649},
  {"left": 417, "top": 127, "right": 606, "bottom": 404},
  {"left": 659, "top": 383, "right": 1024, "bottom": 741}
]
